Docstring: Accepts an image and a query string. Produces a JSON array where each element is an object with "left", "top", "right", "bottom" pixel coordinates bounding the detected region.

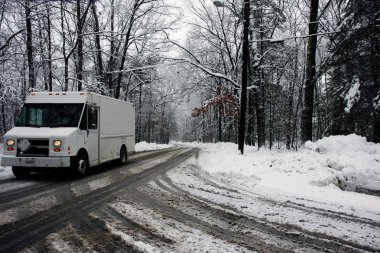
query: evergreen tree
[{"left": 326, "top": 0, "right": 380, "bottom": 142}]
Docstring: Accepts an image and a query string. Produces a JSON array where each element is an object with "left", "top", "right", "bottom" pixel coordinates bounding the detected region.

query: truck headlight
[
  {"left": 6, "top": 139, "right": 14, "bottom": 146},
  {"left": 53, "top": 140, "right": 62, "bottom": 147}
]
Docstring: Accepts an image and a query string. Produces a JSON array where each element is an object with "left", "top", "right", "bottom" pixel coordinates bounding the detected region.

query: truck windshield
[{"left": 16, "top": 103, "right": 84, "bottom": 128}]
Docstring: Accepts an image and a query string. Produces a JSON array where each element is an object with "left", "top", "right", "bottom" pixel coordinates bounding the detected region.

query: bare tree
[
  {"left": 91, "top": 1, "right": 104, "bottom": 90},
  {"left": 24, "top": 0, "right": 35, "bottom": 89}
]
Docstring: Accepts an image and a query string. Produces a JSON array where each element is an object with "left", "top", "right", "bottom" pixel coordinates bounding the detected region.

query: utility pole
[
  {"left": 213, "top": 0, "right": 251, "bottom": 154},
  {"left": 238, "top": 0, "right": 250, "bottom": 154},
  {"left": 301, "top": 0, "right": 319, "bottom": 143}
]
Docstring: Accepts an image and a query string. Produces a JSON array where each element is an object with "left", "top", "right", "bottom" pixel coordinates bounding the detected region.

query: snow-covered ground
[
  {"left": 109, "top": 135, "right": 379, "bottom": 251},
  {"left": 1, "top": 136, "right": 380, "bottom": 251},
  {"left": 176, "top": 134, "right": 380, "bottom": 219},
  {"left": 2, "top": 135, "right": 379, "bottom": 207}
]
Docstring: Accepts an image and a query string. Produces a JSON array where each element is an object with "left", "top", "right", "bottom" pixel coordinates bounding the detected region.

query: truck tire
[
  {"left": 118, "top": 146, "right": 127, "bottom": 165},
  {"left": 12, "top": 166, "right": 31, "bottom": 179},
  {"left": 71, "top": 152, "right": 89, "bottom": 178}
]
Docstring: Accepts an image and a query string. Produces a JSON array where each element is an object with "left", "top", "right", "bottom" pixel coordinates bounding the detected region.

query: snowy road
[{"left": 0, "top": 147, "right": 379, "bottom": 252}]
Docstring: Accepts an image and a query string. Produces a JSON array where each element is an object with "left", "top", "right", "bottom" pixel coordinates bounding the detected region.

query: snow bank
[
  {"left": 180, "top": 135, "right": 380, "bottom": 214},
  {"left": 0, "top": 144, "right": 12, "bottom": 179},
  {"left": 135, "top": 141, "right": 175, "bottom": 152},
  {"left": 305, "top": 134, "right": 380, "bottom": 191}
]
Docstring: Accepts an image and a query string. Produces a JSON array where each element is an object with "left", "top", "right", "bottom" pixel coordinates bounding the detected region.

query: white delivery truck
[{"left": 1, "top": 92, "right": 135, "bottom": 178}]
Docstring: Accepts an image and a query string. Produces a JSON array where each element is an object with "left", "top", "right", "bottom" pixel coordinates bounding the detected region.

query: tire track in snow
[
  {"left": 97, "top": 205, "right": 176, "bottom": 251},
  {"left": 148, "top": 176, "right": 343, "bottom": 253},
  {"left": 0, "top": 148, "right": 195, "bottom": 252},
  {"left": 121, "top": 187, "right": 289, "bottom": 253},
  {"left": 187, "top": 164, "right": 380, "bottom": 227},
  {"left": 72, "top": 214, "right": 139, "bottom": 252},
  {"left": 0, "top": 148, "right": 180, "bottom": 214},
  {"left": 0, "top": 148, "right": 177, "bottom": 200}
]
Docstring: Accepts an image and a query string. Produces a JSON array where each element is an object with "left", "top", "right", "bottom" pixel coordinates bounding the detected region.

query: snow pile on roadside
[
  {"left": 181, "top": 135, "right": 380, "bottom": 213},
  {"left": 305, "top": 135, "right": 380, "bottom": 191},
  {"left": 0, "top": 145, "right": 11, "bottom": 179},
  {"left": 135, "top": 141, "right": 175, "bottom": 152}
]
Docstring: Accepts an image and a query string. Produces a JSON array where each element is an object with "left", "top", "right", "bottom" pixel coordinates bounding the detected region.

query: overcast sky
[{"left": 163, "top": 0, "right": 192, "bottom": 44}]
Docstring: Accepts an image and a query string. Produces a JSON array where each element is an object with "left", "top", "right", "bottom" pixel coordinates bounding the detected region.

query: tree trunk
[
  {"left": 247, "top": 91, "right": 255, "bottom": 146},
  {"left": 115, "top": 0, "right": 142, "bottom": 99},
  {"left": 107, "top": 0, "right": 115, "bottom": 92},
  {"left": 91, "top": 2, "right": 104, "bottom": 90},
  {"left": 24, "top": 0, "right": 35, "bottom": 89},
  {"left": 286, "top": 82, "right": 294, "bottom": 149},
  {"left": 301, "top": 0, "right": 319, "bottom": 143},
  {"left": 61, "top": 0, "right": 69, "bottom": 91},
  {"left": 38, "top": 17, "right": 48, "bottom": 91},
  {"left": 76, "top": 0, "right": 84, "bottom": 91},
  {"left": 255, "top": 85, "right": 265, "bottom": 148},
  {"left": 46, "top": 3, "right": 52, "bottom": 92},
  {"left": 371, "top": 28, "right": 380, "bottom": 143},
  {"left": 287, "top": 48, "right": 298, "bottom": 149},
  {"left": 217, "top": 83, "right": 222, "bottom": 142},
  {"left": 269, "top": 81, "right": 273, "bottom": 150},
  {"left": 1, "top": 101, "right": 6, "bottom": 134},
  {"left": 136, "top": 83, "right": 143, "bottom": 143},
  {"left": 0, "top": 81, "right": 6, "bottom": 134}
]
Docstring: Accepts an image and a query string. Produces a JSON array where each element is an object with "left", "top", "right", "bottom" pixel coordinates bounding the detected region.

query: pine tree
[{"left": 326, "top": 0, "right": 380, "bottom": 142}]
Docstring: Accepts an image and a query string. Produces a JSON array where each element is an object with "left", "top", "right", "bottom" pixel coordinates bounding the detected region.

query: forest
[{"left": 0, "top": 0, "right": 379, "bottom": 150}]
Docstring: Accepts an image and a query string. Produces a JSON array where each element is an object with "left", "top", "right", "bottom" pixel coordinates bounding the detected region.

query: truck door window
[
  {"left": 88, "top": 107, "right": 98, "bottom": 130},
  {"left": 79, "top": 105, "right": 87, "bottom": 130}
]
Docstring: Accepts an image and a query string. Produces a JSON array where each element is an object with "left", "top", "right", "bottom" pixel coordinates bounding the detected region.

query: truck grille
[{"left": 17, "top": 139, "right": 49, "bottom": 157}]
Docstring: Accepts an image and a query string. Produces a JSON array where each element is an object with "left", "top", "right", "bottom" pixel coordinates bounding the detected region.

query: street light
[
  {"left": 213, "top": 1, "right": 241, "bottom": 19},
  {"left": 213, "top": 0, "right": 224, "bottom": 7},
  {"left": 213, "top": 0, "right": 250, "bottom": 154}
]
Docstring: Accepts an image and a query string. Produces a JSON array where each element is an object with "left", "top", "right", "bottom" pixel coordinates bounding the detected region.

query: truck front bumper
[{"left": 1, "top": 156, "right": 71, "bottom": 168}]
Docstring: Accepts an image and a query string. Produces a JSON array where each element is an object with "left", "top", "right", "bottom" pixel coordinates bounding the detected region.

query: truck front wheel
[
  {"left": 71, "top": 152, "right": 89, "bottom": 178},
  {"left": 12, "top": 167, "right": 31, "bottom": 179}
]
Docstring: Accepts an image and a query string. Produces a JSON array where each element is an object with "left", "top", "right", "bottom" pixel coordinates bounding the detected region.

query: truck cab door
[
  {"left": 78, "top": 105, "right": 99, "bottom": 166},
  {"left": 87, "top": 107, "right": 99, "bottom": 166}
]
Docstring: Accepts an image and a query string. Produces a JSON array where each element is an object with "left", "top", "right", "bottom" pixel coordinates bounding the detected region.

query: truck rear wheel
[
  {"left": 118, "top": 146, "right": 127, "bottom": 165},
  {"left": 71, "top": 152, "right": 89, "bottom": 178},
  {"left": 12, "top": 167, "right": 31, "bottom": 179}
]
